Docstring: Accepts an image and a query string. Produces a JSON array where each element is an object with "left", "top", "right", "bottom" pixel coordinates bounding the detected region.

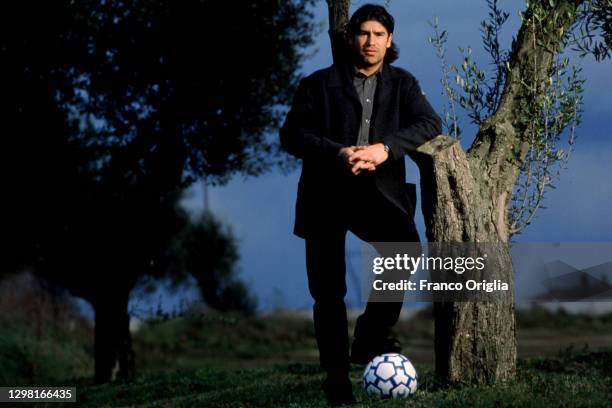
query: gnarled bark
[{"left": 417, "top": 136, "right": 516, "bottom": 384}]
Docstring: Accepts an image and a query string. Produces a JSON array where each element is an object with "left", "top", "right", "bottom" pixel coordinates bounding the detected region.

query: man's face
[{"left": 353, "top": 20, "right": 393, "bottom": 68}]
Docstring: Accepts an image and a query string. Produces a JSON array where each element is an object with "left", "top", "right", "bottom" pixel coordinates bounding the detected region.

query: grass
[
  {"left": 19, "top": 348, "right": 612, "bottom": 407},
  {"left": 0, "top": 320, "right": 92, "bottom": 387},
  {"left": 2, "top": 308, "right": 611, "bottom": 407},
  {"left": 132, "top": 312, "right": 319, "bottom": 371},
  {"left": 1, "top": 294, "right": 611, "bottom": 407}
]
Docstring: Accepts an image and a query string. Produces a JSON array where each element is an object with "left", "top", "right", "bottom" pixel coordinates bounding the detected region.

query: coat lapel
[{"left": 371, "top": 64, "right": 395, "bottom": 144}]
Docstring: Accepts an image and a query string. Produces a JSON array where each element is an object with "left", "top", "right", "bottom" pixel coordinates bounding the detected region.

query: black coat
[{"left": 280, "top": 63, "right": 441, "bottom": 238}]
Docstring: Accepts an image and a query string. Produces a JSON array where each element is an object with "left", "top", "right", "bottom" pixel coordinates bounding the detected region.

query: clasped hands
[{"left": 339, "top": 143, "right": 389, "bottom": 175}]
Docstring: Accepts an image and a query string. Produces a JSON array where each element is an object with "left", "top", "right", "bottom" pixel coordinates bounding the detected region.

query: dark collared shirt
[{"left": 353, "top": 67, "right": 381, "bottom": 146}]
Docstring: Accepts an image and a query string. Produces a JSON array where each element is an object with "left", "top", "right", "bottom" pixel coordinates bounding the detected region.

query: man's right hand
[{"left": 339, "top": 146, "right": 376, "bottom": 175}]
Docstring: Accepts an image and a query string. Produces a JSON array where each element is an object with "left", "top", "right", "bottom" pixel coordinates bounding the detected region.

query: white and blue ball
[{"left": 362, "top": 353, "right": 417, "bottom": 399}]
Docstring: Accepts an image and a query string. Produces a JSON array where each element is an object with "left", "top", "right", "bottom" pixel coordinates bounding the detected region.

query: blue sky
[{"left": 177, "top": 0, "right": 612, "bottom": 311}]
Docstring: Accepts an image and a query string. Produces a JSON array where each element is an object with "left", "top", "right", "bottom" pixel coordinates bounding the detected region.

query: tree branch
[{"left": 467, "top": 0, "right": 583, "bottom": 198}]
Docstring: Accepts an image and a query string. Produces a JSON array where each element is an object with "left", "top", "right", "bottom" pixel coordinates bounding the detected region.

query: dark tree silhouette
[
  {"left": 168, "top": 212, "right": 257, "bottom": 315},
  {"left": 1, "top": 0, "right": 314, "bottom": 383}
]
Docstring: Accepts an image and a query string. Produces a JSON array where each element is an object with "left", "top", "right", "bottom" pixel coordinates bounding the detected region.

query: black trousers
[{"left": 304, "top": 179, "right": 420, "bottom": 378}]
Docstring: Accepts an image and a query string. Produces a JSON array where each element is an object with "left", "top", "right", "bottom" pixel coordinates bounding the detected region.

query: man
[{"left": 280, "top": 4, "right": 441, "bottom": 405}]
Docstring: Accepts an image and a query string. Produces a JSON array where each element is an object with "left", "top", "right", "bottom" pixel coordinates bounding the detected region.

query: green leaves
[
  {"left": 509, "top": 55, "right": 584, "bottom": 235},
  {"left": 571, "top": 0, "right": 612, "bottom": 61},
  {"left": 429, "top": 16, "right": 461, "bottom": 138},
  {"left": 429, "top": 0, "right": 511, "bottom": 134}
]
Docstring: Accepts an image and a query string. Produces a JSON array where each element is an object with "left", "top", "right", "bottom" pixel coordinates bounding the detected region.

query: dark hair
[{"left": 346, "top": 4, "right": 399, "bottom": 63}]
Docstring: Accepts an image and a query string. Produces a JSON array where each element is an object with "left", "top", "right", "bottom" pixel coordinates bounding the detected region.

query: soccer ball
[{"left": 362, "top": 353, "right": 417, "bottom": 399}]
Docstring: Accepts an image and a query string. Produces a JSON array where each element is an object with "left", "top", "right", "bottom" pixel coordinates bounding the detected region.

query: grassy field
[
  {"left": 133, "top": 307, "right": 612, "bottom": 371},
  {"left": 1, "top": 306, "right": 611, "bottom": 407},
  {"left": 12, "top": 348, "right": 612, "bottom": 407}
]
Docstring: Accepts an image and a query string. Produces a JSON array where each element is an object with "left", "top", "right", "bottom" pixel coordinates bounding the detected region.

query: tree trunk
[
  {"left": 326, "top": 0, "right": 349, "bottom": 64},
  {"left": 415, "top": 0, "right": 581, "bottom": 385},
  {"left": 416, "top": 137, "right": 516, "bottom": 384},
  {"left": 93, "top": 291, "right": 135, "bottom": 384}
]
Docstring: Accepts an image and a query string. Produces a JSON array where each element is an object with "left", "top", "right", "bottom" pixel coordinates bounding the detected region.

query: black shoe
[
  {"left": 350, "top": 337, "right": 402, "bottom": 364},
  {"left": 322, "top": 376, "right": 356, "bottom": 406}
]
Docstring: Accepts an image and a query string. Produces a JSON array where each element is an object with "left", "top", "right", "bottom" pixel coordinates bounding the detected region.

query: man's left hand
[{"left": 348, "top": 143, "right": 389, "bottom": 170}]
